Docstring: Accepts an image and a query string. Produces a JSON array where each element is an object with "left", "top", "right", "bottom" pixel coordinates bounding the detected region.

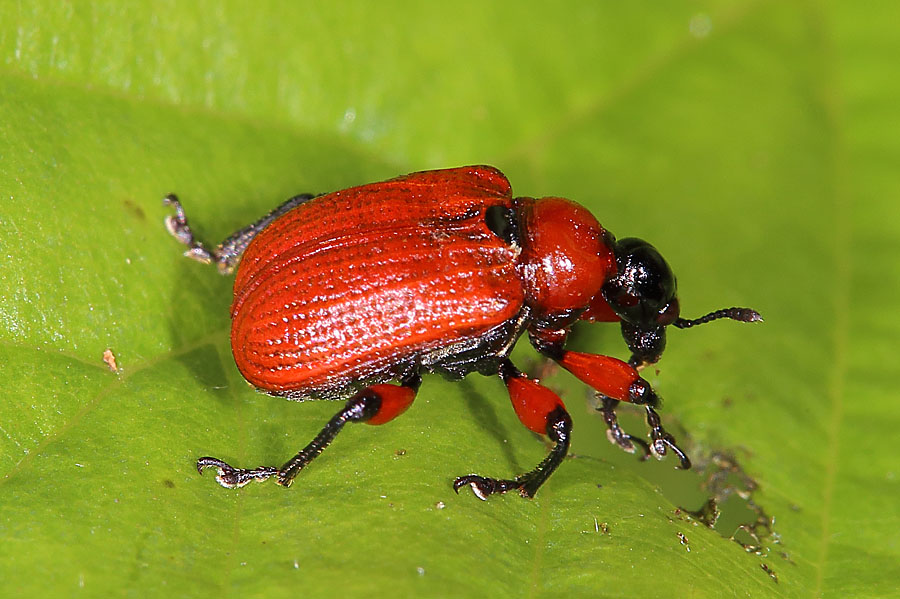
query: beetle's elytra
[{"left": 165, "top": 165, "right": 761, "bottom": 499}]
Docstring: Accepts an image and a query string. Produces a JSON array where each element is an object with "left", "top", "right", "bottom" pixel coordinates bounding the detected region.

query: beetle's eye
[
  {"left": 657, "top": 298, "right": 680, "bottom": 326},
  {"left": 484, "top": 205, "right": 518, "bottom": 245}
]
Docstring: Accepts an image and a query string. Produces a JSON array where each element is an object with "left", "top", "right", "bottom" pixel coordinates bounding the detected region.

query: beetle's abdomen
[{"left": 230, "top": 166, "right": 523, "bottom": 395}]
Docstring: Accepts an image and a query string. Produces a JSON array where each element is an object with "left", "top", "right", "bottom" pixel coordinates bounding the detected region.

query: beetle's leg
[
  {"left": 644, "top": 404, "right": 691, "bottom": 469},
  {"left": 454, "top": 360, "right": 572, "bottom": 500},
  {"left": 197, "top": 374, "right": 421, "bottom": 489},
  {"left": 529, "top": 329, "right": 690, "bottom": 468},
  {"left": 596, "top": 395, "right": 651, "bottom": 459},
  {"left": 529, "top": 329, "right": 661, "bottom": 407},
  {"left": 163, "top": 192, "right": 316, "bottom": 275}
]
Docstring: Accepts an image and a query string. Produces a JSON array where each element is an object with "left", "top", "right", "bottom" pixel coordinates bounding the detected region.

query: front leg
[
  {"left": 596, "top": 395, "right": 652, "bottom": 458},
  {"left": 529, "top": 328, "right": 691, "bottom": 469}
]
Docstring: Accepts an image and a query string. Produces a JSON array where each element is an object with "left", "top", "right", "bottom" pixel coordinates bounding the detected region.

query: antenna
[{"left": 673, "top": 307, "right": 762, "bottom": 329}]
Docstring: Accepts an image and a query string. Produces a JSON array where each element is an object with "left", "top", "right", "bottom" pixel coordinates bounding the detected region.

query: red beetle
[{"left": 165, "top": 166, "right": 760, "bottom": 499}]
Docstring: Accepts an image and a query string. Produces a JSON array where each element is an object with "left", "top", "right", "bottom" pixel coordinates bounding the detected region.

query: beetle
[{"left": 164, "top": 165, "right": 760, "bottom": 499}]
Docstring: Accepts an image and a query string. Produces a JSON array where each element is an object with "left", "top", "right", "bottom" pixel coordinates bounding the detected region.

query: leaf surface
[{"left": 1, "top": 2, "right": 898, "bottom": 597}]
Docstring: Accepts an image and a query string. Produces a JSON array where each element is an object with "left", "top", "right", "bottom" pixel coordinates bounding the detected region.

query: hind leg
[{"left": 164, "top": 192, "right": 315, "bottom": 274}]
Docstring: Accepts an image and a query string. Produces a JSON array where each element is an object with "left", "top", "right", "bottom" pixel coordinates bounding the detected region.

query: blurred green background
[{"left": 1, "top": 2, "right": 897, "bottom": 597}]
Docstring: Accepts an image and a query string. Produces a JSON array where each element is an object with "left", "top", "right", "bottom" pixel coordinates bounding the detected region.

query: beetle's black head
[
  {"left": 602, "top": 237, "right": 764, "bottom": 367},
  {"left": 601, "top": 238, "right": 680, "bottom": 366}
]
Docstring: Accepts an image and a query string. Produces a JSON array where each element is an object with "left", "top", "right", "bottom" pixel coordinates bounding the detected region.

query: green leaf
[{"left": 1, "top": 2, "right": 898, "bottom": 597}]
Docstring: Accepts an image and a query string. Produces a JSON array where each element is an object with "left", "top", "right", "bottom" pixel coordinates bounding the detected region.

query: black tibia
[
  {"left": 163, "top": 192, "right": 316, "bottom": 275},
  {"left": 644, "top": 405, "right": 691, "bottom": 469},
  {"left": 197, "top": 387, "right": 384, "bottom": 489},
  {"left": 595, "top": 395, "right": 691, "bottom": 469},
  {"left": 454, "top": 406, "right": 572, "bottom": 500},
  {"left": 596, "top": 396, "right": 651, "bottom": 458}
]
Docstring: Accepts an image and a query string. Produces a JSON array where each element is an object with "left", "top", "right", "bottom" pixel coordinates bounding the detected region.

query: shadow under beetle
[{"left": 165, "top": 165, "right": 761, "bottom": 499}]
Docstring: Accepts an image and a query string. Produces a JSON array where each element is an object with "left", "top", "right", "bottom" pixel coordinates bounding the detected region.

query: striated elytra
[{"left": 165, "top": 165, "right": 761, "bottom": 499}]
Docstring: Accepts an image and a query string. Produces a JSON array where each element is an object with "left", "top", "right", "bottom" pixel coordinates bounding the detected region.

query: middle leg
[{"left": 454, "top": 359, "right": 572, "bottom": 500}]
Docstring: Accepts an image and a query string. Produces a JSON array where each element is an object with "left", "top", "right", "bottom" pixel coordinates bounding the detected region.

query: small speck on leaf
[
  {"left": 760, "top": 563, "right": 778, "bottom": 583},
  {"left": 102, "top": 349, "right": 118, "bottom": 372}
]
